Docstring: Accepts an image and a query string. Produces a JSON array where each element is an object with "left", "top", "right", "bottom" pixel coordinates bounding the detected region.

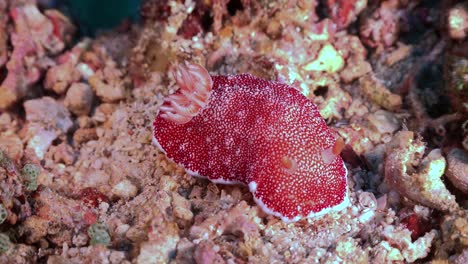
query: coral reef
[{"left": 0, "top": 0, "right": 466, "bottom": 263}]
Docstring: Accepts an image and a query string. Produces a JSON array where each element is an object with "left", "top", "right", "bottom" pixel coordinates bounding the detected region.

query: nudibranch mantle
[{"left": 153, "top": 63, "right": 348, "bottom": 222}]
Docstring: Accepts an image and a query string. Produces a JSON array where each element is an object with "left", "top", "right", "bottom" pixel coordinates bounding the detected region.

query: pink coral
[
  {"left": 0, "top": 3, "right": 74, "bottom": 109},
  {"left": 360, "top": 0, "right": 401, "bottom": 49},
  {"left": 326, "top": 0, "right": 367, "bottom": 30},
  {"left": 153, "top": 63, "right": 348, "bottom": 222},
  {"left": 0, "top": 33, "right": 38, "bottom": 109}
]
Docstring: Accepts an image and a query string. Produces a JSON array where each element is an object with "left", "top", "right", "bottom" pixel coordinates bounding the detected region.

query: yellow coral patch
[{"left": 303, "top": 44, "right": 344, "bottom": 73}]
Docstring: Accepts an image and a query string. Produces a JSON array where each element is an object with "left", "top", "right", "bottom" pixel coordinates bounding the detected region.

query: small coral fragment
[
  {"left": 360, "top": 73, "right": 402, "bottom": 111},
  {"left": 0, "top": 149, "right": 17, "bottom": 175},
  {"left": 80, "top": 187, "right": 109, "bottom": 208},
  {"left": 435, "top": 213, "right": 468, "bottom": 259},
  {"left": 445, "top": 148, "right": 468, "bottom": 194},
  {"left": 384, "top": 131, "right": 459, "bottom": 212},
  {"left": 0, "top": 133, "right": 23, "bottom": 161},
  {"left": 44, "top": 40, "right": 89, "bottom": 94},
  {"left": 19, "top": 216, "right": 49, "bottom": 244},
  {"left": 24, "top": 124, "right": 58, "bottom": 160},
  {"left": 193, "top": 240, "right": 224, "bottom": 264},
  {"left": 334, "top": 237, "right": 369, "bottom": 263},
  {"left": 21, "top": 164, "right": 40, "bottom": 191},
  {"left": 326, "top": 0, "right": 368, "bottom": 29},
  {"left": 381, "top": 225, "right": 437, "bottom": 262},
  {"left": 0, "top": 203, "right": 7, "bottom": 224},
  {"left": 88, "top": 222, "right": 111, "bottom": 246},
  {"left": 445, "top": 55, "right": 468, "bottom": 115},
  {"left": 385, "top": 42, "right": 412, "bottom": 66},
  {"left": 64, "top": 83, "right": 94, "bottom": 116},
  {"left": 24, "top": 97, "right": 73, "bottom": 134},
  {"left": 400, "top": 213, "right": 431, "bottom": 241},
  {"left": 0, "top": 233, "right": 11, "bottom": 253},
  {"left": 367, "top": 110, "right": 400, "bottom": 134},
  {"left": 0, "top": 34, "right": 37, "bottom": 109},
  {"left": 448, "top": 3, "right": 468, "bottom": 40},
  {"left": 111, "top": 180, "right": 138, "bottom": 200},
  {"left": 0, "top": 149, "right": 7, "bottom": 168},
  {"left": 303, "top": 44, "right": 344, "bottom": 73},
  {"left": 360, "top": 0, "right": 401, "bottom": 49},
  {"left": 136, "top": 211, "right": 180, "bottom": 263}
]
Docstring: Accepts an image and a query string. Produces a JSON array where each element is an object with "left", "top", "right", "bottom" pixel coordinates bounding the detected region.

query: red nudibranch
[{"left": 153, "top": 62, "right": 348, "bottom": 222}]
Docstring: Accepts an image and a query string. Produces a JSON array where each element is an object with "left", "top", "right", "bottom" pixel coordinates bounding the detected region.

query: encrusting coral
[
  {"left": 445, "top": 148, "right": 468, "bottom": 194},
  {"left": 0, "top": 1, "right": 74, "bottom": 109},
  {"left": 0, "top": 233, "right": 11, "bottom": 254},
  {"left": 384, "top": 131, "right": 459, "bottom": 212}
]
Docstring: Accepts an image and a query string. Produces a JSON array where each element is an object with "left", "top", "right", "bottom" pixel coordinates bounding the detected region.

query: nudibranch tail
[{"left": 160, "top": 62, "right": 213, "bottom": 124}]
